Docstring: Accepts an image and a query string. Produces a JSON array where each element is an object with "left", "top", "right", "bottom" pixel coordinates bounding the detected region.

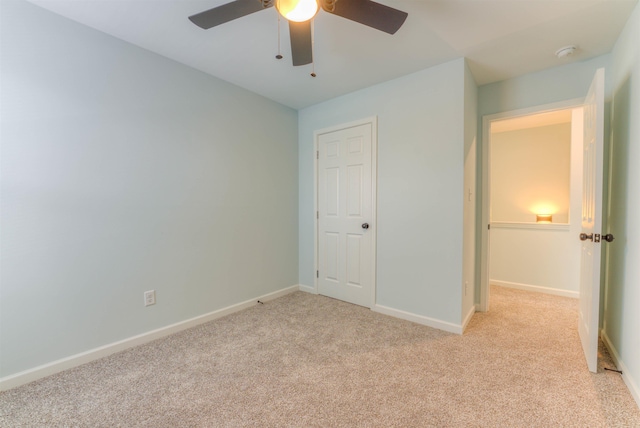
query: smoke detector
[{"left": 555, "top": 45, "right": 578, "bottom": 59}]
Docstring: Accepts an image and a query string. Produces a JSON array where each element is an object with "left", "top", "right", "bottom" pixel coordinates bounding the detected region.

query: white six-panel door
[
  {"left": 316, "top": 121, "right": 375, "bottom": 308},
  {"left": 578, "top": 68, "right": 605, "bottom": 373}
]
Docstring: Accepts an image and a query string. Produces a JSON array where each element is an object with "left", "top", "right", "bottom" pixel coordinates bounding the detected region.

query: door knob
[
  {"left": 603, "top": 234, "right": 615, "bottom": 242},
  {"left": 362, "top": 223, "right": 369, "bottom": 230},
  {"left": 580, "top": 233, "right": 593, "bottom": 241}
]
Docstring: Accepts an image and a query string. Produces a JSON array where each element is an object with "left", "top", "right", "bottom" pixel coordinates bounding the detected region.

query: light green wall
[
  {"left": 298, "top": 59, "right": 467, "bottom": 325},
  {"left": 463, "top": 61, "right": 478, "bottom": 319},
  {"left": 0, "top": 0, "right": 298, "bottom": 378},
  {"left": 478, "top": 56, "right": 612, "bottom": 117},
  {"left": 605, "top": 1, "right": 640, "bottom": 405}
]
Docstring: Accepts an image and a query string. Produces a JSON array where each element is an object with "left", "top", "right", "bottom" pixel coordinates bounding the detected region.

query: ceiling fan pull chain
[
  {"left": 310, "top": 19, "right": 316, "bottom": 77},
  {"left": 275, "top": 11, "right": 283, "bottom": 60}
]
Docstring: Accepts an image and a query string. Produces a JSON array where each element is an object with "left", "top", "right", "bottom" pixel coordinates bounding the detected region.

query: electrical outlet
[{"left": 144, "top": 290, "right": 156, "bottom": 307}]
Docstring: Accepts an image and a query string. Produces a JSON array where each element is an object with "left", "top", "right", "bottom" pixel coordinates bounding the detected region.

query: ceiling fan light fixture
[{"left": 276, "top": 0, "right": 319, "bottom": 22}]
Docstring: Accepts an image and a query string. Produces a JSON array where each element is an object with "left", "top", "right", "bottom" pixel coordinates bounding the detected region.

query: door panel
[
  {"left": 325, "top": 167, "right": 339, "bottom": 216},
  {"left": 346, "top": 234, "right": 362, "bottom": 286},
  {"left": 317, "top": 122, "right": 373, "bottom": 307},
  {"left": 324, "top": 232, "right": 339, "bottom": 281},
  {"left": 578, "top": 68, "right": 605, "bottom": 373},
  {"left": 347, "top": 165, "right": 363, "bottom": 216}
]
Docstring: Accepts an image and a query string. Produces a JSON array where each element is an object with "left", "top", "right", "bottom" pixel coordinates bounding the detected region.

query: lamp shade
[{"left": 276, "top": 0, "right": 319, "bottom": 22}]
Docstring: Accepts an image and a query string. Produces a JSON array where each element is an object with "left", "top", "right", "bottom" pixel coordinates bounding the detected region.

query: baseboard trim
[
  {"left": 298, "top": 284, "right": 317, "bottom": 294},
  {"left": 0, "top": 285, "right": 299, "bottom": 392},
  {"left": 372, "top": 304, "right": 463, "bottom": 334},
  {"left": 491, "top": 280, "right": 579, "bottom": 299},
  {"left": 461, "top": 305, "right": 476, "bottom": 333},
  {"left": 601, "top": 330, "right": 640, "bottom": 409}
]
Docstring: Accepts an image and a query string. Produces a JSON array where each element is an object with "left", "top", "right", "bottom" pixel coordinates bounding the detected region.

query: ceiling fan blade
[
  {"left": 323, "top": 0, "right": 407, "bottom": 34},
  {"left": 289, "top": 21, "right": 313, "bottom": 66},
  {"left": 189, "top": 0, "right": 271, "bottom": 29}
]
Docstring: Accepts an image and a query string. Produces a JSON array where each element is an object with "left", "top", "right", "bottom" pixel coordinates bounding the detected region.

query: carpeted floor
[{"left": 1, "top": 286, "right": 639, "bottom": 427}]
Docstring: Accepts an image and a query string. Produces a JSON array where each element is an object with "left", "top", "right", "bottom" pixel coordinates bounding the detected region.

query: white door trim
[
  {"left": 480, "top": 99, "right": 583, "bottom": 312},
  {"left": 313, "top": 116, "right": 378, "bottom": 308}
]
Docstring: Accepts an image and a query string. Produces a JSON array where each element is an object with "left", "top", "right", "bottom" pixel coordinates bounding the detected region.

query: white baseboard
[
  {"left": 0, "top": 285, "right": 299, "bottom": 392},
  {"left": 601, "top": 330, "right": 640, "bottom": 409},
  {"left": 491, "top": 280, "right": 579, "bottom": 299},
  {"left": 372, "top": 304, "right": 463, "bottom": 335},
  {"left": 461, "top": 305, "right": 476, "bottom": 333},
  {"left": 298, "top": 284, "right": 317, "bottom": 294}
]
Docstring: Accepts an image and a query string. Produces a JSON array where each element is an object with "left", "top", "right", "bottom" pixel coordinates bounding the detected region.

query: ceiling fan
[{"left": 189, "top": 0, "right": 408, "bottom": 68}]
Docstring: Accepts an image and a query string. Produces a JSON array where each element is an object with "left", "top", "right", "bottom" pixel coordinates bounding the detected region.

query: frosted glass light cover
[{"left": 276, "top": 0, "right": 318, "bottom": 22}]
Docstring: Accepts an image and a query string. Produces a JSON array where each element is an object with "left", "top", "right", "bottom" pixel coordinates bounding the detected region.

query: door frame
[
  {"left": 313, "top": 116, "right": 378, "bottom": 308},
  {"left": 479, "top": 99, "right": 583, "bottom": 312}
]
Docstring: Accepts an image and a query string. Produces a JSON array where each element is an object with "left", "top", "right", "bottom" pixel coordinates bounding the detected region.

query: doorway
[
  {"left": 314, "top": 117, "right": 377, "bottom": 308},
  {"left": 480, "top": 99, "right": 585, "bottom": 312},
  {"left": 480, "top": 69, "right": 607, "bottom": 373}
]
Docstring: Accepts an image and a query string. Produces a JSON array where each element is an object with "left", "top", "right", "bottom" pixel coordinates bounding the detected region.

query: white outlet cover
[{"left": 144, "top": 290, "right": 156, "bottom": 306}]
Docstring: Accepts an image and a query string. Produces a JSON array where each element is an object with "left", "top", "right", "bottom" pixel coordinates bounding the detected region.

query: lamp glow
[
  {"left": 276, "top": 0, "right": 319, "bottom": 22},
  {"left": 536, "top": 214, "right": 552, "bottom": 223}
]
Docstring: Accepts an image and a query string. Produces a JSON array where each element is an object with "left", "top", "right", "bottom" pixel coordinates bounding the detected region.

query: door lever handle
[
  {"left": 579, "top": 233, "right": 593, "bottom": 241},
  {"left": 603, "top": 234, "right": 615, "bottom": 242}
]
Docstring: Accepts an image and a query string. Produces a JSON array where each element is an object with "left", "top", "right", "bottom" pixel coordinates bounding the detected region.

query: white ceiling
[{"left": 26, "top": 0, "right": 638, "bottom": 109}]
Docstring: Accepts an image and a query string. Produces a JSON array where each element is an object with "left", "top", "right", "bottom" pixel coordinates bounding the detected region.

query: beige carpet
[{"left": 1, "top": 286, "right": 639, "bottom": 427}]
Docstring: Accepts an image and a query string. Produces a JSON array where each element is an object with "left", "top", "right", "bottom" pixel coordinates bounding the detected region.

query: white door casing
[
  {"left": 315, "top": 118, "right": 376, "bottom": 308},
  {"left": 578, "top": 68, "right": 605, "bottom": 373}
]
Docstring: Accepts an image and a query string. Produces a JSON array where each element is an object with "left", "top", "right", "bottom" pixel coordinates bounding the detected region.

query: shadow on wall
[{"left": 605, "top": 75, "right": 631, "bottom": 327}]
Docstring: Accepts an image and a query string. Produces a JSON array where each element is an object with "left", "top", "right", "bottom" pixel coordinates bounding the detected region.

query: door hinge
[
  {"left": 317, "top": 211, "right": 319, "bottom": 219},
  {"left": 488, "top": 224, "right": 491, "bottom": 230},
  {"left": 316, "top": 270, "right": 319, "bottom": 278},
  {"left": 316, "top": 150, "right": 319, "bottom": 159}
]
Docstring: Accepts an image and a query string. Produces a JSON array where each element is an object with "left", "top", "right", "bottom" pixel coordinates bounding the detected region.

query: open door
[{"left": 578, "top": 68, "right": 605, "bottom": 373}]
